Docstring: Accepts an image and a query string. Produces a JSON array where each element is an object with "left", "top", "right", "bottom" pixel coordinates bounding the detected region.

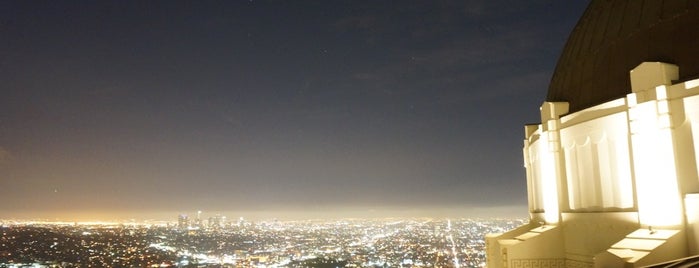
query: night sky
[{"left": 0, "top": 1, "right": 589, "bottom": 220}]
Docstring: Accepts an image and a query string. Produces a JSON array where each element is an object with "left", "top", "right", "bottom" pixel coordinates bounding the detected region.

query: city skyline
[
  {"left": 1, "top": 217, "right": 525, "bottom": 267},
  {"left": 2, "top": 206, "right": 529, "bottom": 222},
  {"left": 0, "top": 1, "right": 589, "bottom": 220}
]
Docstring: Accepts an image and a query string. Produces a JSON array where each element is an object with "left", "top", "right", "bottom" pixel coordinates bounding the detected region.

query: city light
[{"left": 0, "top": 216, "right": 526, "bottom": 267}]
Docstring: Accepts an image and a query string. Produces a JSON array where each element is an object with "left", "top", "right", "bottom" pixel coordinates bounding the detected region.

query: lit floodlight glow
[
  {"left": 628, "top": 93, "right": 638, "bottom": 106},
  {"left": 685, "top": 79, "right": 699, "bottom": 90},
  {"left": 655, "top": 85, "right": 668, "bottom": 100},
  {"left": 538, "top": 131, "right": 559, "bottom": 224},
  {"left": 528, "top": 137, "right": 545, "bottom": 211},
  {"left": 631, "top": 102, "right": 683, "bottom": 227}
]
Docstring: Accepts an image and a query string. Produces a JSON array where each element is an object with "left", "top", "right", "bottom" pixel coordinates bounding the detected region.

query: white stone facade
[{"left": 486, "top": 62, "right": 699, "bottom": 267}]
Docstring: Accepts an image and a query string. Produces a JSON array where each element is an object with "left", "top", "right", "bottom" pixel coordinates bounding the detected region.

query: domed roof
[{"left": 547, "top": 0, "right": 699, "bottom": 113}]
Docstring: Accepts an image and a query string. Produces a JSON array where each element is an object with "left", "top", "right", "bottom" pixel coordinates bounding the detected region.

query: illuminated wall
[
  {"left": 560, "top": 111, "right": 634, "bottom": 211},
  {"left": 524, "top": 128, "right": 545, "bottom": 212},
  {"left": 523, "top": 102, "right": 568, "bottom": 224},
  {"left": 487, "top": 62, "right": 699, "bottom": 268},
  {"left": 524, "top": 127, "right": 559, "bottom": 221},
  {"left": 627, "top": 63, "right": 684, "bottom": 228}
]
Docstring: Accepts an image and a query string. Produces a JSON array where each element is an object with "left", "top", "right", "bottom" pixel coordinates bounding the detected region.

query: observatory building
[{"left": 486, "top": 0, "right": 699, "bottom": 267}]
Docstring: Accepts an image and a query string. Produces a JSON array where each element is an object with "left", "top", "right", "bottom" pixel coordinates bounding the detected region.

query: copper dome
[{"left": 547, "top": 0, "right": 699, "bottom": 113}]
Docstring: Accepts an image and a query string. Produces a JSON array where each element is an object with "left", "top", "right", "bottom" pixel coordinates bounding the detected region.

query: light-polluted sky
[{"left": 0, "top": 0, "right": 589, "bottom": 220}]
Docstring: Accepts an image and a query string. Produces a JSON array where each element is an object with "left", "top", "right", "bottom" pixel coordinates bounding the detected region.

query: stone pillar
[
  {"left": 538, "top": 101, "right": 569, "bottom": 224},
  {"left": 627, "top": 62, "right": 684, "bottom": 228}
]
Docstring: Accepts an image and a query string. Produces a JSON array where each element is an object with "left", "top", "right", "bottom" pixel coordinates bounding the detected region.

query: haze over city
[{"left": 0, "top": 1, "right": 589, "bottom": 220}]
